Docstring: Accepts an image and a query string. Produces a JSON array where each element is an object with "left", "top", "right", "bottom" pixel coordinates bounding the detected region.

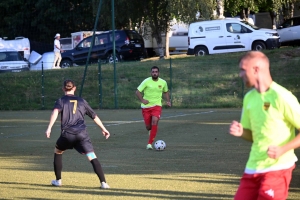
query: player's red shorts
[
  {"left": 142, "top": 106, "right": 162, "bottom": 126},
  {"left": 234, "top": 164, "right": 295, "bottom": 200}
]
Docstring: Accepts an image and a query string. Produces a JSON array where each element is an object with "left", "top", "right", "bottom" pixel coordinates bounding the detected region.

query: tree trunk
[
  {"left": 289, "top": 2, "right": 294, "bottom": 18},
  {"left": 154, "top": 33, "right": 164, "bottom": 59},
  {"left": 240, "top": 9, "right": 246, "bottom": 20},
  {"left": 270, "top": 11, "right": 277, "bottom": 29},
  {"left": 216, "top": 0, "right": 224, "bottom": 19}
]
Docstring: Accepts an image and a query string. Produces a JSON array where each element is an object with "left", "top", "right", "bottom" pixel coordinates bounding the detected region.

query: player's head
[
  {"left": 151, "top": 66, "right": 159, "bottom": 80},
  {"left": 238, "top": 51, "right": 271, "bottom": 88},
  {"left": 63, "top": 79, "right": 76, "bottom": 93}
]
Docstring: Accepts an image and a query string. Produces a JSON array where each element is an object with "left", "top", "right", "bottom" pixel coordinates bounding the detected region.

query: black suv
[{"left": 61, "top": 30, "right": 145, "bottom": 67}]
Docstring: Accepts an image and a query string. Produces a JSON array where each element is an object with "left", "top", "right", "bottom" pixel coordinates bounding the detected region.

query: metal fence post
[
  {"left": 169, "top": 57, "right": 172, "bottom": 104},
  {"left": 41, "top": 61, "right": 45, "bottom": 110},
  {"left": 98, "top": 60, "right": 102, "bottom": 109}
]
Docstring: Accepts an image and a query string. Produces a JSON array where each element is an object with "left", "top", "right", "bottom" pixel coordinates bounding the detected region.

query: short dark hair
[
  {"left": 63, "top": 79, "right": 75, "bottom": 91},
  {"left": 151, "top": 66, "right": 159, "bottom": 72}
]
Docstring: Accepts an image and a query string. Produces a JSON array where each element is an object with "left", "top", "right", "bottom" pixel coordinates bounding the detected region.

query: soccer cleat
[
  {"left": 100, "top": 182, "right": 110, "bottom": 189},
  {"left": 51, "top": 179, "right": 62, "bottom": 187},
  {"left": 146, "top": 144, "right": 153, "bottom": 150}
]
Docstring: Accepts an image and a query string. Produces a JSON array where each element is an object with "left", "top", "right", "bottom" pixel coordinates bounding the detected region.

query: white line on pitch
[{"left": 105, "top": 110, "right": 214, "bottom": 127}]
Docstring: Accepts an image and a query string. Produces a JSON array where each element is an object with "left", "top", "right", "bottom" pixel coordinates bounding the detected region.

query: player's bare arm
[
  {"left": 135, "top": 90, "right": 149, "bottom": 104},
  {"left": 229, "top": 120, "right": 253, "bottom": 142},
  {"left": 94, "top": 116, "right": 110, "bottom": 139},
  {"left": 268, "top": 129, "right": 300, "bottom": 159},
  {"left": 163, "top": 92, "right": 171, "bottom": 107},
  {"left": 45, "top": 109, "right": 59, "bottom": 138}
]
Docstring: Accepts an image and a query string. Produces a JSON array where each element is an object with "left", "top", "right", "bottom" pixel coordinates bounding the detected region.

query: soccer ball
[{"left": 154, "top": 140, "right": 166, "bottom": 151}]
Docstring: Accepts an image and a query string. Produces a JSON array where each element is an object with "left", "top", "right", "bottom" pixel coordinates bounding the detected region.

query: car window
[
  {"left": 95, "top": 34, "right": 108, "bottom": 45},
  {"left": 60, "top": 38, "right": 71, "bottom": 44},
  {"left": 0, "top": 53, "right": 7, "bottom": 61},
  {"left": 0, "top": 52, "right": 23, "bottom": 62},
  {"left": 282, "top": 19, "right": 293, "bottom": 28},
  {"left": 78, "top": 37, "right": 92, "bottom": 48},
  {"left": 109, "top": 32, "right": 123, "bottom": 42},
  {"left": 293, "top": 18, "right": 300, "bottom": 26},
  {"left": 126, "top": 31, "right": 143, "bottom": 40},
  {"left": 226, "top": 23, "right": 249, "bottom": 33}
]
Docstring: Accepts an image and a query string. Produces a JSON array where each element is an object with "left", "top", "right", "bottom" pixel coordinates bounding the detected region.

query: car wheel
[
  {"left": 194, "top": 46, "right": 208, "bottom": 56},
  {"left": 106, "top": 53, "right": 121, "bottom": 64},
  {"left": 252, "top": 41, "right": 266, "bottom": 51},
  {"left": 61, "top": 59, "right": 72, "bottom": 68}
]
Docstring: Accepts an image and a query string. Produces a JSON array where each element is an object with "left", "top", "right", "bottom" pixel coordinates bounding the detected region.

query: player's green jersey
[
  {"left": 137, "top": 77, "right": 168, "bottom": 108},
  {"left": 241, "top": 82, "right": 300, "bottom": 174}
]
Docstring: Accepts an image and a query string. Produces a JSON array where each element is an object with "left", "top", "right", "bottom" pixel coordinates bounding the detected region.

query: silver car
[
  {"left": 277, "top": 16, "right": 300, "bottom": 46},
  {"left": 29, "top": 51, "right": 54, "bottom": 71}
]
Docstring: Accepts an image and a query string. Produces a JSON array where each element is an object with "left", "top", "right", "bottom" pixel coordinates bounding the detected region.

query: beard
[{"left": 152, "top": 74, "right": 158, "bottom": 80}]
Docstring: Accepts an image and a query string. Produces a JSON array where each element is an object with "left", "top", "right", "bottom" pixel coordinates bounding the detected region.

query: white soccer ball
[{"left": 154, "top": 140, "right": 166, "bottom": 151}]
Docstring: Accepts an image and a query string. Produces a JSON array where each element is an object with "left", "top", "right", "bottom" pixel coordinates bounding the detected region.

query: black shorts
[{"left": 55, "top": 130, "right": 94, "bottom": 154}]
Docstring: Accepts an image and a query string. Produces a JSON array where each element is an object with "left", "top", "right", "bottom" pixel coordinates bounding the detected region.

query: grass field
[
  {"left": 1, "top": 47, "right": 300, "bottom": 110},
  {"left": 1, "top": 109, "right": 300, "bottom": 199}
]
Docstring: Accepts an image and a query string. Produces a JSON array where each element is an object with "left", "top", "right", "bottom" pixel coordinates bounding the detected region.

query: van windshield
[
  {"left": 0, "top": 51, "right": 24, "bottom": 62},
  {"left": 240, "top": 21, "right": 259, "bottom": 30}
]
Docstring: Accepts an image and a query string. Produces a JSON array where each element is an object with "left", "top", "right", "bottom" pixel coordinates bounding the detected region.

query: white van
[
  {"left": 0, "top": 37, "right": 30, "bottom": 59},
  {"left": 141, "top": 20, "right": 189, "bottom": 56},
  {"left": 187, "top": 18, "right": 280, "bottom": 56}
]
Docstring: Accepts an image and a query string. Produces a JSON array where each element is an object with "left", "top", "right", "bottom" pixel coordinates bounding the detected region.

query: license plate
[
  {"left": 135, "top": 44, "right": 141, "bottom": 47},
  {"left": 12, "top": 70, "right": 21, "bottom": 72}
]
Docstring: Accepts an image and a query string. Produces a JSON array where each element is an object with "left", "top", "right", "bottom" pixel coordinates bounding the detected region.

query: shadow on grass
[{"left": 0, "top": 181, "right": 234, "bottom": 199}]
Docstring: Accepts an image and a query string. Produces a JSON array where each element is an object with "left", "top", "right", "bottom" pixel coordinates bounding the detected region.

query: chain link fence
[{"left": 1, "top": 55, "right": 300, "bottom": 110}]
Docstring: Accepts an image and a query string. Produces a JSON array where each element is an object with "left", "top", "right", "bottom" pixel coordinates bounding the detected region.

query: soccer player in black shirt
[{"left": 45, "top": 79, "right": 110, "bottom": 189}]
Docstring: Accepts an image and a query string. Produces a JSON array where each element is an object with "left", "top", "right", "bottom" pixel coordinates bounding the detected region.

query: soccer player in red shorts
[
  {"left": 229, "top": 51, "right": 300, "bottom": 200},
  {"left": 136, "top": 66, "right": 171, "bottom": 149}
]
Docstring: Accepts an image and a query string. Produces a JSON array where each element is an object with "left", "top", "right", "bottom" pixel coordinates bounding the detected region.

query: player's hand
[
  {"left": 229, "top": 120, "right": 243, "bottom": 137},
  {"left": 102, "top": 130, "right": 110, "bottom": 139},
  {"left": 142, "top": 99, "right": 149, "bottom": 105},
  {"left": 45, "top": 129, "right": 51, "bottom": 138},
  {"left": 267, "top": 145, "right": 283, "bottom": 159},
  {"left": 166, "top": 101, "right": 171, "bottom": 107}
]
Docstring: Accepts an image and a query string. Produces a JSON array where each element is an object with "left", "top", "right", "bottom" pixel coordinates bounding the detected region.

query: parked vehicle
[
  {"left": 29, "top": 51, "right": 54, "bottom": 71},
  {"left": 277, "top": 16, "right": 300, "bottom": 46},
  {"left": 71, "top": 31, "right": 104, "bottom": 49},
  {"left": 61, "top": 30, "right": 145, "bottom": 67},
  {"left": 0, "top": 49, "right": 29, "bottom": 73},
  {"left": 141, "top": 20, "right": 189, "bottom": 57},
  {"left": 0, "top": 37, "right": 30, "bottom": 59},
  {"left": 187, "top": 18, "right": 280, "bottom": 56},
  {"left": 60, "top": 38, "right": 72, "bottom": 51}
]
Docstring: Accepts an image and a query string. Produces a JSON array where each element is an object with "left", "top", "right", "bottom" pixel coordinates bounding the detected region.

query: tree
[{"left": 164, "top": 0, "right": 215, "bottom": 57}]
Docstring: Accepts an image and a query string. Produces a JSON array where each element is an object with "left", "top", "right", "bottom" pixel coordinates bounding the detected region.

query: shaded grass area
[
  {"left": 0, "top": 47, "right": 300, "bottom": 110},
  {"left": 1, "top": 109, "right": 300, "bottom": 199}
]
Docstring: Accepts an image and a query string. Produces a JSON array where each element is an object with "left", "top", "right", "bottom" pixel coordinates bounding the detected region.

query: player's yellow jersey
[
  {"left": 137, "top": 77, "right": 168, "bottom": 108},
  {"left": 241, "top": 82, "right": 300, "bottom": 174}
]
